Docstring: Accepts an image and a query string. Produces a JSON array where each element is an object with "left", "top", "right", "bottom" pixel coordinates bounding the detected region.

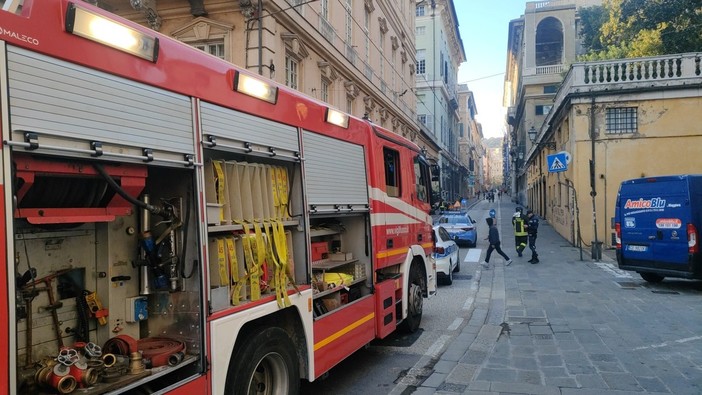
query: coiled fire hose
[
  {"left": 137, "top": 337, "right": 186, "bottom": 368},
  {"left": 103, "top": 335, "right": 186, "bottom": 368}
]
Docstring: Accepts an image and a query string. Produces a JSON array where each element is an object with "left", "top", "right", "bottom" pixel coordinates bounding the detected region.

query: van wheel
[
  {"left": 640, "top": 272, "right": 664, "bottom": 283},
  {"left": 225, "top": 327, "right": 300, "bottom": 395}
]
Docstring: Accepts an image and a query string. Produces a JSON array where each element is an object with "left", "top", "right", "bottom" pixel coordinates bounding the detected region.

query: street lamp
[{"left": 528, "top": 126, "right": 556, "bottom": 150}]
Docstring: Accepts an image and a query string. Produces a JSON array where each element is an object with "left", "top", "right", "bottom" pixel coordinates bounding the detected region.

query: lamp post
[
  {"left": 528, "top": 126, "right": 556, "bottom": 150},
  {"left": 509, "top": 148, "right": 523, "bottom": 205}
]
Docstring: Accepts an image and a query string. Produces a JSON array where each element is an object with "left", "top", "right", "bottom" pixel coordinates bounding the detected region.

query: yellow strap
[
  {"left": 276, "top": 167, "right": 289, "bottom": 219},
  {"left": 253, "top": 221, "right": 267, "bottom": 295},
  {"left": 241, "top": 223, "right": 261, "bottom": 301},
  {"left": 225, "top": 237, "right": 241, "bottom": 306},
  {"left": 216, "top": 238, "right": 228, "bottom": 286},
  {"left": 270, "top": 166, "right": 280, "bottom": 218},
  {"left": 275, "top": 220, "right": 299, "bottom": 298},
  {"left": 212, "top": 161, "right": 226, "bottom": 223},
  {"left": 263, "top": 222, "right": 285, "bottom": 307}
]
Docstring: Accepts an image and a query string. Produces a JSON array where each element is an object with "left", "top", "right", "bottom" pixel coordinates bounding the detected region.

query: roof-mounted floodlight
[
  {"left": 325, "top": 108, "right": 349, "bottom": 129},
  {"left": 233, "top": 71, "right": 278, "bottom": 104},
  {"left": 65, "top": 2, "right": 159, "bottom": 62}
]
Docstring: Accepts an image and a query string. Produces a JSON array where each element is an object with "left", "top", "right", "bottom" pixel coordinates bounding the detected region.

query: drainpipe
[
  {"left": 589, "top": 96, "right": 601, "bottom": 261},
  {"left": 258, "top": 0, "right": 263, "bottom": 75}
]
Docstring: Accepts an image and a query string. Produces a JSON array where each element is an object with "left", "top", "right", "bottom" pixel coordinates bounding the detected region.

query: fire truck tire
[
  {"left": 400, "top": 263, "right": 424, "bottom": 333},
  {"left": 225, "top": 327, "right": 300, "bottom": 395}
]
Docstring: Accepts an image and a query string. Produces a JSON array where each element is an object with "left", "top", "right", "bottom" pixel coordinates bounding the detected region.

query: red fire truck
[{"left": 1, "top": 1, "right": 437, "bottom": 393}]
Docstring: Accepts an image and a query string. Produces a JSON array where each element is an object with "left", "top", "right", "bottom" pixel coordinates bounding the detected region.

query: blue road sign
[{"left": 547, "top": 152, "right": 568, "bottom": 173}]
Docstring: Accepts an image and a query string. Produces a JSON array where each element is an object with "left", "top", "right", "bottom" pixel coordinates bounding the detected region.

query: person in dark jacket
[
  {"left": 526, "top": 210, "right": 540, "bottom": 263},
  {"left": 481, "top": 217, "right": 512, "bottom": 269}
]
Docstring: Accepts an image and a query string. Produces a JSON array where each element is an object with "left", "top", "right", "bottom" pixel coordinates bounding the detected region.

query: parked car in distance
[
  {"left": 437, "top": 212, "right": 478, "bottom": 247},
  {"left": 433, "top": 225, "right": 460, "bottom": 285}
]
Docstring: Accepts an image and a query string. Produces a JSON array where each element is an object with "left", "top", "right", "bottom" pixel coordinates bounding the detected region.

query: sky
[{"left": 454, "top": 1, "right": 528, "bottom": 139}]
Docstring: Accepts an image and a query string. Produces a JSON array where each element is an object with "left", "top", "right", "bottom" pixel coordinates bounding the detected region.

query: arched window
[{"left": 535, "top": 17, "right": 563, "bottom": 66}]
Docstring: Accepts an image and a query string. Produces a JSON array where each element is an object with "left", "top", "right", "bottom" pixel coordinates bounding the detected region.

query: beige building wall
[
  {"left": 457, "top": 85, "right": 484, "bottom": 198},
  {"left": 527, "top": 54, "right": 702, "bottom": 249},
  {"left": 504, "top": 0, "right": 603, "bottom": 206},
  {"left": 101, "top": 0, "right": 434, "bottom": 156}
]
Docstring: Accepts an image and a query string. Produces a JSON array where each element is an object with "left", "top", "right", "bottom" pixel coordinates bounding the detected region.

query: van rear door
[{"left": 618, "top": 177, "right": 690, "bottom": 266}]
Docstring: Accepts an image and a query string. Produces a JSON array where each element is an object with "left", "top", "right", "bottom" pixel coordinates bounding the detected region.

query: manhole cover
[
  {"left": 651, "top": 290, "right": 679, "bottom": 295},
  {"left": 565, "top": 290, "right": 580, "bottom": 293},
  {"left": 453, "top": 274, "right": 472, "bottom": 280}
]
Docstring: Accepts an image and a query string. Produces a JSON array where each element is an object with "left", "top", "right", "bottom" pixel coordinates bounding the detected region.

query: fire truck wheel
[
  {"left": 400, "top": 264, "right": 424, "bottom": 333},
  {"left": 225, "top": 327, "right": 300, "bottom": 395}
]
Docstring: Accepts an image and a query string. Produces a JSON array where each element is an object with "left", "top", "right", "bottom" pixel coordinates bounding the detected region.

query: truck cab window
[
  {"left": 384, "top": 147, "right": 400, "bottom": 197},
  {"left": 414, "top": 156, "right": 430, "bottom": 203}
]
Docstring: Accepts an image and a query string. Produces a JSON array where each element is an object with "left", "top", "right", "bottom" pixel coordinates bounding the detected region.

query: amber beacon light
[
  {"left": 65, "top": 2, "right": 159, "bottom": 62},
  {"left": 233, "top": 71, "right": 279, "bottom": 104}
]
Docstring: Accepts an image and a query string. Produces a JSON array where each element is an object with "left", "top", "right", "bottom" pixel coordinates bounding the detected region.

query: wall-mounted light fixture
[
  {"left": 528, "top": 126, "right": 556, "bottom": 150},
  {"left": 233, "top": 71, "right": 278, "bottom": 104},
  {"left": 325, "top": 108, "right": 349, "bottom": 129},
  {"left": 65, "top": 2, "right": 159, "bottom": 62}
]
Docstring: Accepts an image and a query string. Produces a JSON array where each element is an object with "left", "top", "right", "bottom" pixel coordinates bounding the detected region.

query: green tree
[
  {"left": 578, "top": 0, "right": 702, "bottom": 60},
  {"left": 578, "top": 5, "right": 608, "bottom": 54}
]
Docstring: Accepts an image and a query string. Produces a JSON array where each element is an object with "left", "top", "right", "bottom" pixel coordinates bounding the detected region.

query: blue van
[{"left": 614, "top": 175, "right": 702, "bottom": 283}]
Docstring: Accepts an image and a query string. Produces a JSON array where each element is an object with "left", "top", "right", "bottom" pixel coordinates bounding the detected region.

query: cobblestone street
[{"left": 397, "top": 200, "right": 702, "bottom": 395}]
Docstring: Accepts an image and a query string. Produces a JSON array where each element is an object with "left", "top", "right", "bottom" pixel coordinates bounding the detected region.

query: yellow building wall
[{"left": 535, "top": 95, "right": 702, "bottom": 249}]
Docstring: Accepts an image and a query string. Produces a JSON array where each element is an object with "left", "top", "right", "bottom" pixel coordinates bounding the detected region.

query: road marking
[
  {"left": 425, "top": 334, "right": 451, "bottom": 358},
  {"left": 447, "top": 318, "right": 463, "bottom": 331},
  {"left": 462, "top": 296, "right": 474, "bottom": 311},
  {"left": 464, "top": 248, "right": 482, "bottom": 262},
  {"left": 633, "top": 335, "right": 702, "bottom": 350}
]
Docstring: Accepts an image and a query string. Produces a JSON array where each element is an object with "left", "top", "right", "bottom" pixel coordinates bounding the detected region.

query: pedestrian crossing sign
[{"left": 547, "top": 152, "right": 568, "bottom": 173}]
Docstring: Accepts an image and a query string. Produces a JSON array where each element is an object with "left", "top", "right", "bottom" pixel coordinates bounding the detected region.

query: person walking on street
[
  {"left": 482, "top": 217, "right": 512, "bottom": 269},
  {"left": 512, "top": 207, "right": 528, "bottom": 257},
  {"left": 526, "top": 210, "right": 540, "bottom": 263}
]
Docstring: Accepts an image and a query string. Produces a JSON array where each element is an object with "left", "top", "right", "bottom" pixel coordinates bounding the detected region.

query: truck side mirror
[{"left": 430, "top": 164, "right": 440, "bottom": 181}]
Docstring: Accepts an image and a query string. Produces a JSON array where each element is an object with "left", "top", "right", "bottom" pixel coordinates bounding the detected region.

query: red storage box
[{"left": 311, "top": 242, "right": 329, "bottom": 261}]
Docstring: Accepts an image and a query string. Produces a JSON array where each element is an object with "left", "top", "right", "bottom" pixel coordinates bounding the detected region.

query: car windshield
[
  {"left": 437, "top": 227, "right": 451, "bottom": 241},
  {"left": 442, "top": 215, "right": 469, "bottom": 224}
]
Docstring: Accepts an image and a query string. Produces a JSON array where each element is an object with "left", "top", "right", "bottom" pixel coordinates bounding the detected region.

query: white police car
[{"left": 433, "top": 225, "right": 460, "bottom": 285}]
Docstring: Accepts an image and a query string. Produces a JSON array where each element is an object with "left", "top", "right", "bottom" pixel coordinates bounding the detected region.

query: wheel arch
[{"left": 225, "top": 306, "right": 309, "bottom": 384}]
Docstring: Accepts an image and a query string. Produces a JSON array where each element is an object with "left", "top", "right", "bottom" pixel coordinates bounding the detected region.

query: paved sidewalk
[{"left": 406, "top": 200, "right": 702, "bottom": 395}]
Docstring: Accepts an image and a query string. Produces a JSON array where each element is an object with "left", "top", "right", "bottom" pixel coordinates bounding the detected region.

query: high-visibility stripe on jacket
[{"left": 513, "top": 217, "right": 528, "bottom": 236}]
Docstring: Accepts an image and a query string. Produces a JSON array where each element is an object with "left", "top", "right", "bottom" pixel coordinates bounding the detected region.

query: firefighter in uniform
[{"left": 512, "top": 207, "right": 528, "bottom": 257}]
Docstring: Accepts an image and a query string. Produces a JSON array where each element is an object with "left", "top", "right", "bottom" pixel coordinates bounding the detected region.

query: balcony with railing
[
  {"left": 554, "top": 53, "right": 702, "bottom": 107},
  {"left": 364, "top": 62, "right": 373, "bottom": 80},
  {"left": 536, "top": 64, "right": 564, "bottom": 75},
  {"left": 345, "top": 44, "right": 357, "bottom": 67},
  {"left": 319, "top": 17, "right": 335, "bottom": 44},
  {"left": 528, "top": 52, "right": 702, "bottom": 160},
  {"left": 526, "top": 0, "right": 590, "bottom": 11}
]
